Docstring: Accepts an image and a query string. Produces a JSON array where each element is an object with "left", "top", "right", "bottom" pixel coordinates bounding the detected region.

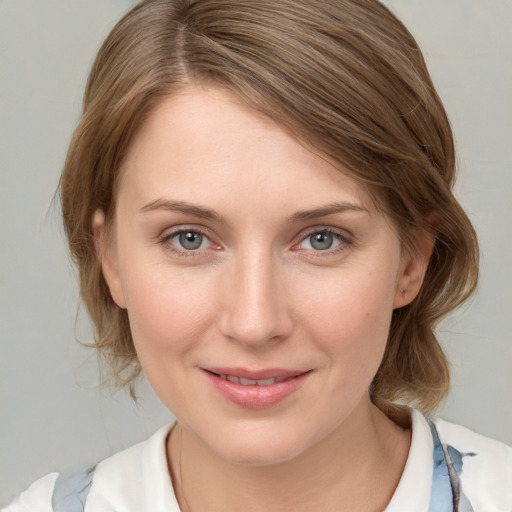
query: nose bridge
[{"left": 219, "top": 246, "right": 291, "bottom": 346}]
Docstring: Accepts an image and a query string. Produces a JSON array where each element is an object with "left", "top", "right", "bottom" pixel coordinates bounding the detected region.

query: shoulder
[
  {"left": 1, "top": 424, "right": 177, "bottom": 512},
  {"left": 87, "top": 423, "right": 177, "bottom": 509},
  {"left": 1, "top": 472, "right": 58, "bottom": 512},
  {"left": 433, "top": 416, "right": 512, "bottom": 510}
]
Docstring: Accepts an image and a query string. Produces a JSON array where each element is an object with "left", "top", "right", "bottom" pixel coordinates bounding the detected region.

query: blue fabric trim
[
  {"left": 52, "top": 465, "right": 96, "bottom": 512},
  {"left": 428, "top": 419, "right": 454, "bottom": 512},
  {"left": 427, "top": 419, "right": 474, "bottom": 512}
]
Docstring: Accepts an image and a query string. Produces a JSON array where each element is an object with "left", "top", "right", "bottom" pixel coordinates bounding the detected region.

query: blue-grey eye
[
  {"left": 297, "top": 230, "right": 344, "bottom": 252},
  {"left": 177, "top": 231, "right": 204, "bottom": 250},
  {"left": 309, "top": 231, "right": 334, "bottom": 250}
]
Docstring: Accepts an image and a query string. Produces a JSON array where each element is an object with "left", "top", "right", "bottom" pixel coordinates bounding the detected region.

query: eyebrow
[
  {"left": 139, "top": 199, "right": 223, "bottom": 221},
  {"left": 140, "top": 198, "right": 368, "bottom": 223},
  {"left": 289, "top": 202, "right": 369, "bottom": 222}
]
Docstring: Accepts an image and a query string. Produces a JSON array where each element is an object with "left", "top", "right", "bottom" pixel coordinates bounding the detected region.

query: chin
[{"left": 203, "top": 419, "right": 322, "bottom": 467}]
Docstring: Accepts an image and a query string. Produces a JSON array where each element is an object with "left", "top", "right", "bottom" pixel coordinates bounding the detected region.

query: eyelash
[
  {"left": 157, "top": 226, "right": 354, "bottom": 258},
  {"left": 158, "top": 227, "right": 219, "bottom": 259},
  {"left": 291, "top": 228, "right": 354, "bottom": 257}
]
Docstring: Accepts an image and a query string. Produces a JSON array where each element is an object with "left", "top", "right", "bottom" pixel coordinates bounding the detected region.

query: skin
[{"left": 95, "top": 86, "right": 431, "bottom": 511}]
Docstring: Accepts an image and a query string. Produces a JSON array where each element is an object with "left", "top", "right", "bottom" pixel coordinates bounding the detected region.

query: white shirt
[{"left": 3, "top": 410, "right": 512, "bottom": 511}]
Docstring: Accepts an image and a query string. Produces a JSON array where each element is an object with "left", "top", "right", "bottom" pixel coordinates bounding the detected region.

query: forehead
[{"left": 118, "top": 86, "right": 374, "bottom": 218}]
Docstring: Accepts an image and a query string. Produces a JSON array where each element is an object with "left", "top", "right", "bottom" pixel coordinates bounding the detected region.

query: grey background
[{"left": 1, "top": 0, "right": 511, "bottom": 504}]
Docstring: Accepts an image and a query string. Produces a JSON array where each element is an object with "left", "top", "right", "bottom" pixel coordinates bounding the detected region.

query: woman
[{"left": 3, "top": 0, "right": 511, "bottom": 510}]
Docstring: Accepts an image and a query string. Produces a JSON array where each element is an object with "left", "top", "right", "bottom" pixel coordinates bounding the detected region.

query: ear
[
  {"left": 92, "top": 210, "right": 127, "bottom": 309},
  {"left": 393, "top": 233, "right": 434, "bottom": 309}
]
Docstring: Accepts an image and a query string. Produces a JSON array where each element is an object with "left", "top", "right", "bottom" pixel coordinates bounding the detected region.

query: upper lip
[{"left": 203, "top": 367, "right": 309, "bottom": 380}]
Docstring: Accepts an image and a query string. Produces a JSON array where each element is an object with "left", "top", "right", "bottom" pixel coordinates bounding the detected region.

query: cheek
[
  {"left": 299, "top": 269, "right": 396, "bottom": 334},
  {"left": 119, "top": 267, "right": 221, "bottom": 409},
  {"left": 294, "top": 268, "right": 397, "bottom": 371},
  {"left": 120, "top": 265, "right": 218, "bottom": 359}
]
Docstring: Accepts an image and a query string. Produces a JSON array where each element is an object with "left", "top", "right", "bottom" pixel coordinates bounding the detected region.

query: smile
[
  {"left": 216, "top": 374, "right": 289, "bottom": 386},
  {"left": 203, "top": 368, "right": 312, "bottom": 408}
]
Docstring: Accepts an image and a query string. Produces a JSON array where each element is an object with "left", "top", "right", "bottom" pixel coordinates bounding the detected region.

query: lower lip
[{"left": 204, "top": 371, "right": 311, "bottom": 409}]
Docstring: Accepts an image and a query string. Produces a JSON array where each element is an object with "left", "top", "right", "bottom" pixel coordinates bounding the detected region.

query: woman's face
[{"left": 98, "top": 86, "right": 426, "bottom": 466}]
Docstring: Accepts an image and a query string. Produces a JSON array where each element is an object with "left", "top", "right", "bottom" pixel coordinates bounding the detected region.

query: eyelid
[
  {"left": 156, "top": 224, "right": 353, "bottom": 258},
  {"left": 291, "top": 226, "right": 354, "bottom": 254},
  {"left": 158, "top": 224, "right": 222, "bottom": 256}
]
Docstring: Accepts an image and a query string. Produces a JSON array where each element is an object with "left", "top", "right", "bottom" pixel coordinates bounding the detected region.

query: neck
[{"left": 167, "top": 401, "right": 411, "bottom": 512}]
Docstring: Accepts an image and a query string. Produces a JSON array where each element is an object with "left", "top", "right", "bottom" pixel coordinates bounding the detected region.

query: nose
[{"left": 218, "top": 251, "right": 293, "bottom": 348}]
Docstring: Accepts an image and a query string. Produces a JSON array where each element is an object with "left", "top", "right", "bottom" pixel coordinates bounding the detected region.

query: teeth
[
  {"left": 218, "top": 374, "right": 287, "bottom": 386},
  {"left": 239, "top": 377, "right": 257, "bottom": 385},
  {"left": 257, "top": 378, "right": 276, "bottom": 386}
]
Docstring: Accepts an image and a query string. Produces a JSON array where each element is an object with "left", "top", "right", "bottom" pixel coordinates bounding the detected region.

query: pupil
[
  {"left": 179, "top": 231, "right": 203, "bottom": 250},
  {"left": 311, "top": 232, "right": 333, "bottom": 250}
]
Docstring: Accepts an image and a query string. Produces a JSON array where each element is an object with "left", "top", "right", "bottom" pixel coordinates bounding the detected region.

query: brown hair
[{"left": 60, "top": 0, "right": 478, "bottom": 410}]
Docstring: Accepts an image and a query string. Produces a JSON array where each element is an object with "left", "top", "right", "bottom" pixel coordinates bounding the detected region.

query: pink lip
[
  {"left": 203, "top": 367, "right": 312, "bottom": 409},
  {"left": 205, "top": 367, "right": 306, "bottom": 380}
]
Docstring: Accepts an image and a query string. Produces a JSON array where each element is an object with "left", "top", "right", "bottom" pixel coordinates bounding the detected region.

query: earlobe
[
  {"left": 92, "top": 210, "right": 127, "bottom": 309},
  {"left": 393, "top": 235, "right": 434, "bottom": 309}
]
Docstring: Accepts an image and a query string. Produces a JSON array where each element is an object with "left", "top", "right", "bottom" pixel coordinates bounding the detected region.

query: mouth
[
  {"left": 209, "top": 372, "right": 291, "bottom": 386},
  {"left": 202, "top": 368, "right": 312, "bottom": 408}
]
